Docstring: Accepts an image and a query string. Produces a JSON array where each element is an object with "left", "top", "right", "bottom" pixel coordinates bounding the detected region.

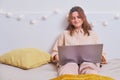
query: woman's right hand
[{"left": 51, "top": 54, "right": 59, "bottom": 63}]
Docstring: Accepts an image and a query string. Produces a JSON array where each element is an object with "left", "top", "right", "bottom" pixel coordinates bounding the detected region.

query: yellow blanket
[{"left": 51, "top": 74, "right": 114, "bottom": 80}]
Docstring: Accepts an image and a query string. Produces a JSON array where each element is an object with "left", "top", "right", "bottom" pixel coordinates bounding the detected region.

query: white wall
[{"left": 0, "top": 0, "right": 120, "bottom": 59}]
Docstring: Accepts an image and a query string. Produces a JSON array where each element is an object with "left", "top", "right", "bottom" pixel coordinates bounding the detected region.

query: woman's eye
[
  {"left": 77, "top": 16, "right": 81, "bottom": 19},
  {"left": 71, "top": 17, "right": 75, "bottom": 20},
  {"left": 71, "top": 16, "right": 81, "bottom": 20}
]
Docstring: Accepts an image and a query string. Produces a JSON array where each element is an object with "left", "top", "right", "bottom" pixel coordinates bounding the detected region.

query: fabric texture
[
  {"left": 58, "top": 62, "right": 100, "bottom": 75},
  {"left": 0, "top": 48, "right": 50, "bottom": 69},
  {"left": 51, "top": 74, "right": 114, "bottom": 80}
]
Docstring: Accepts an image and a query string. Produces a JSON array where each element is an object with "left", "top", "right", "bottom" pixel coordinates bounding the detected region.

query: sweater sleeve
[{"left": 51, "top": 32, "right": 65, "bottom": 59}]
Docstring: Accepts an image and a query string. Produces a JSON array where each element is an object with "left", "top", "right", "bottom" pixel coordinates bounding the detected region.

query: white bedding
[
  {"left": 0, "top": 58, "right": 120, "bottom": 80},
  {"left": 99, "top": 58, "right": 120, "bottom": 80}
]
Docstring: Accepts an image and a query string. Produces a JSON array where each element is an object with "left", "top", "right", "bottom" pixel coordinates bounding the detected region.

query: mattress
[{"left": 0, "top": 58, "right": 120, "bottom": 80}]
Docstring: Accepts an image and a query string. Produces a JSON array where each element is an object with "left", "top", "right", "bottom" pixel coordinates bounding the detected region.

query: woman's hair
[{"left": 66, "top": 6, "right": 92, "bottom": 36}]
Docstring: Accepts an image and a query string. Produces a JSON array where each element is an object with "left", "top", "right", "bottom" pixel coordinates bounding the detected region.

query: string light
[
  {"left": 41, "top": 15, "right": 47, "bottom": 20},
  {"left": 5, "top": 12, "right": 13, "bottom": 18},
  {"left": 0, "top": 8, "right": 119, "bottom": 26},
  {"left": 17, "top": 15, "right": 24, "bottom": 21},
  {"left": 102, "top": 21, "right": 108, "bottom": 26},
  {"left": 114, "top": 13, "right": 120, "bottom": 20},
  {"left": 53, "top": 9, "right": 61, "bottom": 14},
  {"left": 30, "top": 19, "right": 37, "bottom": 25}
]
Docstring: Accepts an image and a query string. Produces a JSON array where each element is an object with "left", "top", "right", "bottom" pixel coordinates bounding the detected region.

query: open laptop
[{"left": 58, "top": 44, "right": 103, "bottom": 65}]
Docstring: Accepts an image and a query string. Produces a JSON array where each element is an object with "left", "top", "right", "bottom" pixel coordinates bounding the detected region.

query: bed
[{"left": 0, "top": 58, "right": 120, "bottom": 80}]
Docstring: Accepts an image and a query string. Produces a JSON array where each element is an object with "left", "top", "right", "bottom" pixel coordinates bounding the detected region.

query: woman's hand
[
  {"left": 51, "top": 54, "right": 59, "bottom": 63},
  {"left": 101, "top": 55, "right": 107, "bottom": 64}
]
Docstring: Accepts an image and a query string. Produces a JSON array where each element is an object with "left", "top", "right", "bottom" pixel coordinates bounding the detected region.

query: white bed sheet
[
  {"left": 0, "top": 58, "right": 120, "bottom": 80},
  {"left": 99, "top": 58, "right": 120, "bottom": 80}
]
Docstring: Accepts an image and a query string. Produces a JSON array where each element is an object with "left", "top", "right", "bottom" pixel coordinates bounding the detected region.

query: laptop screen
[{"left": 58, "top": 44, "right": 103, "bottom": 65}]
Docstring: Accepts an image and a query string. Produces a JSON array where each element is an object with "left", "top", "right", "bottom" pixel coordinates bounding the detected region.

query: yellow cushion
[
  {"left": 51, "top": 74, "right": 114, "bottom": 80},
  {"left": 0, "top": 48, "right": 50, "bottom": 69}
]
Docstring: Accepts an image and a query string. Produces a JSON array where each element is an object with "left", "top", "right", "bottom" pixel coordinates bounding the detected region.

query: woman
[{"left": 51, "top": 6, "right": 107, "bottom": 75}]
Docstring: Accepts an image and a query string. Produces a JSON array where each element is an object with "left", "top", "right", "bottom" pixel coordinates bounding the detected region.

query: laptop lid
[{"left": 58, "top": 44, "right": 103, "bottom": 65}]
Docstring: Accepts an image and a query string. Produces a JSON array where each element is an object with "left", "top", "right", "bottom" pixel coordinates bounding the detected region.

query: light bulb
[
  {"left": 114, "top": 13, "right": 120, "bottom": 20},
  {"left": 6, "top": 12, "right": 12, "bottom": 18},
  {"left": 41, "top": 16, "right": 47, "bottom": 20},
  {"left": 54, "top": 9, "right": 61, "bottom": 14},
  {"left": 17, "top": 15, "right": 24, "bottom": 21},
  {"left": 102, "top": 21, "right": 108, "bottom": 26},
  {"left": 30, "top": 19, "right": 37, "bottom": 25}
]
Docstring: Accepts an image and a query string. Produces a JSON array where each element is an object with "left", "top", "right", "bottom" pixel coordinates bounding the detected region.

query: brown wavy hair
[{"left": 66, "top": 6, "right": 92, "bottom": 36}]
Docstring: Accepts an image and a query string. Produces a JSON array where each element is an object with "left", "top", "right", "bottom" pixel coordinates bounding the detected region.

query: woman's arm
[
  {"left": 92, "top": 31, "right": 107, "bottom": 64},
  {"left": 50, "top": 32, "right": 65, "bottom": 63},
  {"left": 101, "top": 52, "right": 107, "bottom": 64}
]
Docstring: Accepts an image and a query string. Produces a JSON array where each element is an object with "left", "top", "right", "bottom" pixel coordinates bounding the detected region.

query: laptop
[{"left": 58, "top": 44, "right": 103, "bottom": 65}]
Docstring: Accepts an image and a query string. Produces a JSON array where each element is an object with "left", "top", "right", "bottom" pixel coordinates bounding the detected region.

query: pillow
[
  {"left": 51, "top": 74, "right": 114, "bottom": 80},
  {"left": 0, "top": 48, "right": 50, "bottom": 69}
]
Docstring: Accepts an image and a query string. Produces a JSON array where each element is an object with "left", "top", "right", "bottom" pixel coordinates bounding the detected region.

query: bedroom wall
[{"left": 0, "top": 0, "right": 120, "bottom": 59}]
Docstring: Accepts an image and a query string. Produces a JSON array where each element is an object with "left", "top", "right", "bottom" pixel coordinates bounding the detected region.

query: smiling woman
[
  {"left": 0, "top": 0, "right": 120, "bottom": 80},
  {"left": 50, "top": 6, "right": 107, "bottom": 76}
]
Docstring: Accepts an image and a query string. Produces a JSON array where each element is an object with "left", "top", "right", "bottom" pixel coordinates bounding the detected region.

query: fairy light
[
  {"left": 41, "top": 16, "right": 47, "bottom": 20},
  {"left": 114, "top": 13, "right": 120, "bottom": 20},
  {"left": 53, "top": 9, "right": 61, "bottom": 14},
  {"left": 102, "top": 21, "right": 108, "bottom": 26},
  {"left": 30, "top": 19, "right": 37, "bottom": 25},
  {"left": 0, "top": 8, "right": 119, "bottom": 26},
  {"left": 17, "top": 15, "right": 24, "bottom": 21},
  {"left": 6, "top": 12, "right": 13, "bottom": 18}
]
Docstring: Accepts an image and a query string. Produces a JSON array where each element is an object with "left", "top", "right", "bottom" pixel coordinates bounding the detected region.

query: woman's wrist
[{"left": 51, "top": 54, "right": 57, "bottom": 62}]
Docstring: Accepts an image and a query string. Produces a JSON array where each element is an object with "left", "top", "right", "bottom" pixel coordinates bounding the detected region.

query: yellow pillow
[
  {"left": 51, "top": 74, "right": 114, "bottom": 80},
  {"left": 0, "top": 48, "right": 50, "bottom": 69}
]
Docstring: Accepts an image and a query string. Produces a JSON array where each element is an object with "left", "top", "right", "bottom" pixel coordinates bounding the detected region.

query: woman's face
[{"left": 70, "top": 11, "right": 83, "bottom": 29}]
